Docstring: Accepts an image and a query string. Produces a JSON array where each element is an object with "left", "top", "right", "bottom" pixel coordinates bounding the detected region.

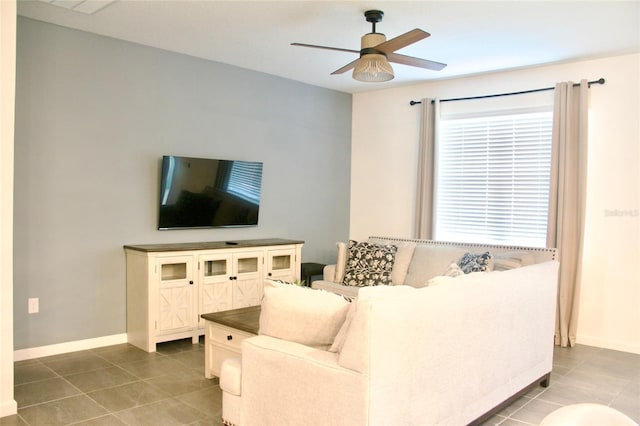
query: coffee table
[{"left": 201, "top": 306, "right": 260, "bottom": 378}]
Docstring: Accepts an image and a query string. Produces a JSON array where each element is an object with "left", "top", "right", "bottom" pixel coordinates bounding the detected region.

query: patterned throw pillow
[
  {"left": 342, "top": 240, "right": 397, "bottom": 287},
  {"left": 458, "top": 252, "right": 493, "bottom": 274}
]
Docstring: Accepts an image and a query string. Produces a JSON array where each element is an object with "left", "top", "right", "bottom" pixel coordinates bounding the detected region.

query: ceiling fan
[{"left": 291, "top": 10, "right": 446, "bottom": 82}]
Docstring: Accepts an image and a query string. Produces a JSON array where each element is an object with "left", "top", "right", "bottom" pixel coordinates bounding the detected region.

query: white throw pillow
[
  {"left": 259, "top": 280, "right": 350, "bottom": 350},
  {"left": 404, "top": 246, "right": 467, "bottom": 287},
  {"left": 390, "top": 243, "right": 416, "bottom": 285},
  {"left": 335, "top": 241, "right": 347, "bottom": 283},
  {"left": 329, "top": 300, "right": 357, "bottom": 353},
  {"left": 425, "top": 275, "right": 459, "bottom": 287},
  {"left": 443, "top": 262, "right": 465, "bottom": 277},
  {"left": 425, "top": 270, "right": 491, "bottom": 287}
]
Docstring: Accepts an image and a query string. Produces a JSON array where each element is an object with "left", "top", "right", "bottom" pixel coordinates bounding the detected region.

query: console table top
[
  {"left": 201, "top": 306, "right": 261, "bottom": 335},
  {"left": 124, "top": 238, "right": 304, "bottom": 253}
]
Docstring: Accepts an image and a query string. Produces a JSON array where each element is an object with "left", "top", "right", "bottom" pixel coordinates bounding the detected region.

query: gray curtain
[
  {"left": 547, "top": 80, "right": 589, "bottom": 347},
  {"left": 415, "top": 98, "right": 439, "bottom": 239}
]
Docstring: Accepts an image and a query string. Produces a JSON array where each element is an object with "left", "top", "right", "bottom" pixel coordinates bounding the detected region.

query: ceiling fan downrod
[{"left": 364, "top": 10, "right": 384, "bottom": 34}]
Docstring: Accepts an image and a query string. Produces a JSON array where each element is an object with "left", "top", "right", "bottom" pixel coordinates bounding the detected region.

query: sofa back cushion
[
  {"left": 493, "top": 251, "right": 535, "bottom": 271},
  {"left": 259, "top": 281, "right": 350, "bottom": 350},
  {"left": 403, "top": 245, "right": 467, "bottom": 287}
]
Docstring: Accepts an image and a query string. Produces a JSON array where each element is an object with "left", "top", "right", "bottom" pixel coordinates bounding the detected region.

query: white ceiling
[{"left": 17, "top": 0, "right": 640, "bottom": 94}]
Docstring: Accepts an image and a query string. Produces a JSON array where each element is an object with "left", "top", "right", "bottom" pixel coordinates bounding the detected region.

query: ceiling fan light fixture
[
  {"left": 291, "top": 9, "right": 446, "bottom": 81},
  {"left": 353, "top": 53, "right": 394, "bottom": 82}
]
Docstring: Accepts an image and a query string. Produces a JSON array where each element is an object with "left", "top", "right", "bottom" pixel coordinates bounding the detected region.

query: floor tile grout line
[
  {"left": 15, "top": 369, "right": 85, "bottom": 411},
  {"left": 82, "top": 389, "right": 183, "bottom": 422},
  {"left": 13, "top": 341, "right": 636, "bottom": 426},
  {"left": 16, "top": 390, "right": 86, "bottom": 411}
]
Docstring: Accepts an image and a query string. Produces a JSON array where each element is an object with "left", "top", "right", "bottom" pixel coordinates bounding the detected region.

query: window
[{"left": 434, "top": 109, "right": 553, "bottom": 247}]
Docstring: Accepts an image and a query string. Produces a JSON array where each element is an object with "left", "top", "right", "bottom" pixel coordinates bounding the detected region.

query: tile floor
[{"left": 1, "top": 340, "right": 639, "bottom": 426}]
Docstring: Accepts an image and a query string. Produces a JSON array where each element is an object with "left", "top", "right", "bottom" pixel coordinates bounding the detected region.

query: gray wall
[{"left": 14, "top": 17, "right": 351, "bottom": 350}]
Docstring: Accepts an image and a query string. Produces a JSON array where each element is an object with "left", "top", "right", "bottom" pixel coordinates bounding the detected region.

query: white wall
[
  {"left": 351, "top": 53, "right": 640, "bottom": 354},
  {"left": 0, "top": 0, "right": 16, "bottom": 417}
]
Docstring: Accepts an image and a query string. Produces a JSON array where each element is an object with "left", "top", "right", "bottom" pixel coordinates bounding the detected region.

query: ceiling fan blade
[
  {"left": 387, "top": 52, "right": 447, "bottom": 71},
  {"left": 291, "top": 43, "right": 359, "bottom": 55},
  {"left": 331, "top": 58, "right": 360, "bottom": 75},
  {"left": 375, "top": 29, "right": 430, "bottom": 53}
]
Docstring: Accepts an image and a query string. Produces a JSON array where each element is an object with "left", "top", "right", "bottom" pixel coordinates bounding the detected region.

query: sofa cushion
[
  {"left": 335, "top": 241, "right": 347, "bottom": 282},
  {"left": 329, "top": 300, "right": 357, "bottom": 353},
  {"left": 458, "top": 251, "right": 494, "bottom": 274},
  {"left": 404, "top": 246, "right": 467, "bottom": 288},
  {"left": 443, "top": 262, "right": 465, "bottom": 277},
  {"left": 493, "top": 251, "right": 535, "bottom": 271},
  {"left": 259, "top": 280, "right": 350, "bottom": 350},
  {"left": 425, "top": 275, "right": 459, "bottom": 287},
  {"left": 343, "top": 240, "right": 397, "bottom": 287},
  {"left": 390, "top": 243, "right": 416, "bottom": 285},
  {"left": 220, "top": 356, "right": 242, "bottom": 396},
  {"left": 426, "top": 270, "right": 491, "bottom": 287}
]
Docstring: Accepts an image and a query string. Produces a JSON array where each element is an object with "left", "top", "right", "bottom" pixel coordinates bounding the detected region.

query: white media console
[{"left": 124, "top": 238, "right": 303, "bottom": 352}]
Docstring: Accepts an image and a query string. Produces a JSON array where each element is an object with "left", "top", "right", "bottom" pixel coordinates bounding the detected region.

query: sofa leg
[{"left": 540, "top": 373, "right": 551, "bottom": 388}]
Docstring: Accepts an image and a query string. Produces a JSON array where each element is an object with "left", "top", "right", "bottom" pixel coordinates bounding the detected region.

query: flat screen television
[{"left": 158, "top": 155, "right": 263, "bottom": 230}]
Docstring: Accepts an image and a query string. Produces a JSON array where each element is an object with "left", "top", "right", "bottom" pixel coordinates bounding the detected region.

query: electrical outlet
[{"left": 28, "top": 298, "right": 39, "bottom": 314}]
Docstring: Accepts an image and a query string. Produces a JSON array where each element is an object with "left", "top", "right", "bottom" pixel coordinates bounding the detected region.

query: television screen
[{"left": 158, "top": 156, "right": 263, "bottom": 230}]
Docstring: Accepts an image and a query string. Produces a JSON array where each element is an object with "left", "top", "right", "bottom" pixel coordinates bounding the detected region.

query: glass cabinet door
[
  {"left": 157, "top": 256, "right": 194, "bottom": 334},
  {"left": 266, "top": 248, "right": 297, "bottom": 282},
  {"left": 233, "top": 251, "right": 263, "bottom": 308},
  {"left": 199, "top": 254, "right": 233, "bottom": 323}
]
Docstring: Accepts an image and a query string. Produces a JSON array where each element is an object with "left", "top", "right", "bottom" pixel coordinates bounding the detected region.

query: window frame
[{"left": 433, "top": 106, "right": 554, "bottom": 247}]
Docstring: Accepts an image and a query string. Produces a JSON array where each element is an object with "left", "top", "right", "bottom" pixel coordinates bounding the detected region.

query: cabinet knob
[
  {"left": 227, "top": 335, "right": 233, "bottom": 341},
  {"left": 189, "top": 280, "right": 194, "bottom": 285},
  {"left": 268, "top": 272, "right": 272, "bottom": 277}
]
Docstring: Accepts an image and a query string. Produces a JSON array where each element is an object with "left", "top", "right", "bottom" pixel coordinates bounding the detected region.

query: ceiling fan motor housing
[{"left": 361, "top": 33, "right": 387, "bottom": 57}]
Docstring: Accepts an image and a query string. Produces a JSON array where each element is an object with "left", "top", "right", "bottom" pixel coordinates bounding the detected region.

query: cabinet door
[
  {"left": 266, "top": 248, "right": 297, "bottom": 282},
  {"left": 157, "top": 256, "right": 195, "bottom": 335},
  {"left": 199, "top": 254, "right": 233, "bottom": 326},
  {"left": 233, "top": 251, "right": 264, "bottom": 308}
]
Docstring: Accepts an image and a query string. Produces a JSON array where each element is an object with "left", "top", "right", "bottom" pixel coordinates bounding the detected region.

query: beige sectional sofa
[
  {"left": 312, "top": 236, "right": 558, "bottom": 298},
  {"left": 220, "top": 237, "right": 560, "bottom": 425}
]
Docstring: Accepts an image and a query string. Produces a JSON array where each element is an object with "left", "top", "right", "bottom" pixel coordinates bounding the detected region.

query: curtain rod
[{"left": 409, "top": 78, "right": 605, "bottom": 106}]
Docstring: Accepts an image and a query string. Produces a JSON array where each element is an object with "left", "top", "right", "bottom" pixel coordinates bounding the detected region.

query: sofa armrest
[
  {"left": 240, "top": 335, "right": 367, "bottom": 426},
  {"left": 323, "top": 264, "right": 336, "bottom": 281}
]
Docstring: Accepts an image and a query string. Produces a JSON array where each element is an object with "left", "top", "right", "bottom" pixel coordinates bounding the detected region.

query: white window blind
[
  {"left": 227, "top": 161, "right": 263, "bottom": 204},
  {"left": 434, "top": 109, "right": 553, "bottom": 247}
]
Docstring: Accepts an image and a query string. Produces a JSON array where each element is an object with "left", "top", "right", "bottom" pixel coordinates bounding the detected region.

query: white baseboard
[
  {"left": 0, "top": 399, "right": 17, "bottom": 418},
  {"left": 13, "top": 333, "right": 128, "bottom": 362},
  {"left": 577, "top": 334, "right": 640, "bottom": 355}
]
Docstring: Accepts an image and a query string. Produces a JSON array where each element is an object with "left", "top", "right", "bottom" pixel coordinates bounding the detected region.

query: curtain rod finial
[{"left": 410, "top": 100, "right": 422, "bottom": 106}]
